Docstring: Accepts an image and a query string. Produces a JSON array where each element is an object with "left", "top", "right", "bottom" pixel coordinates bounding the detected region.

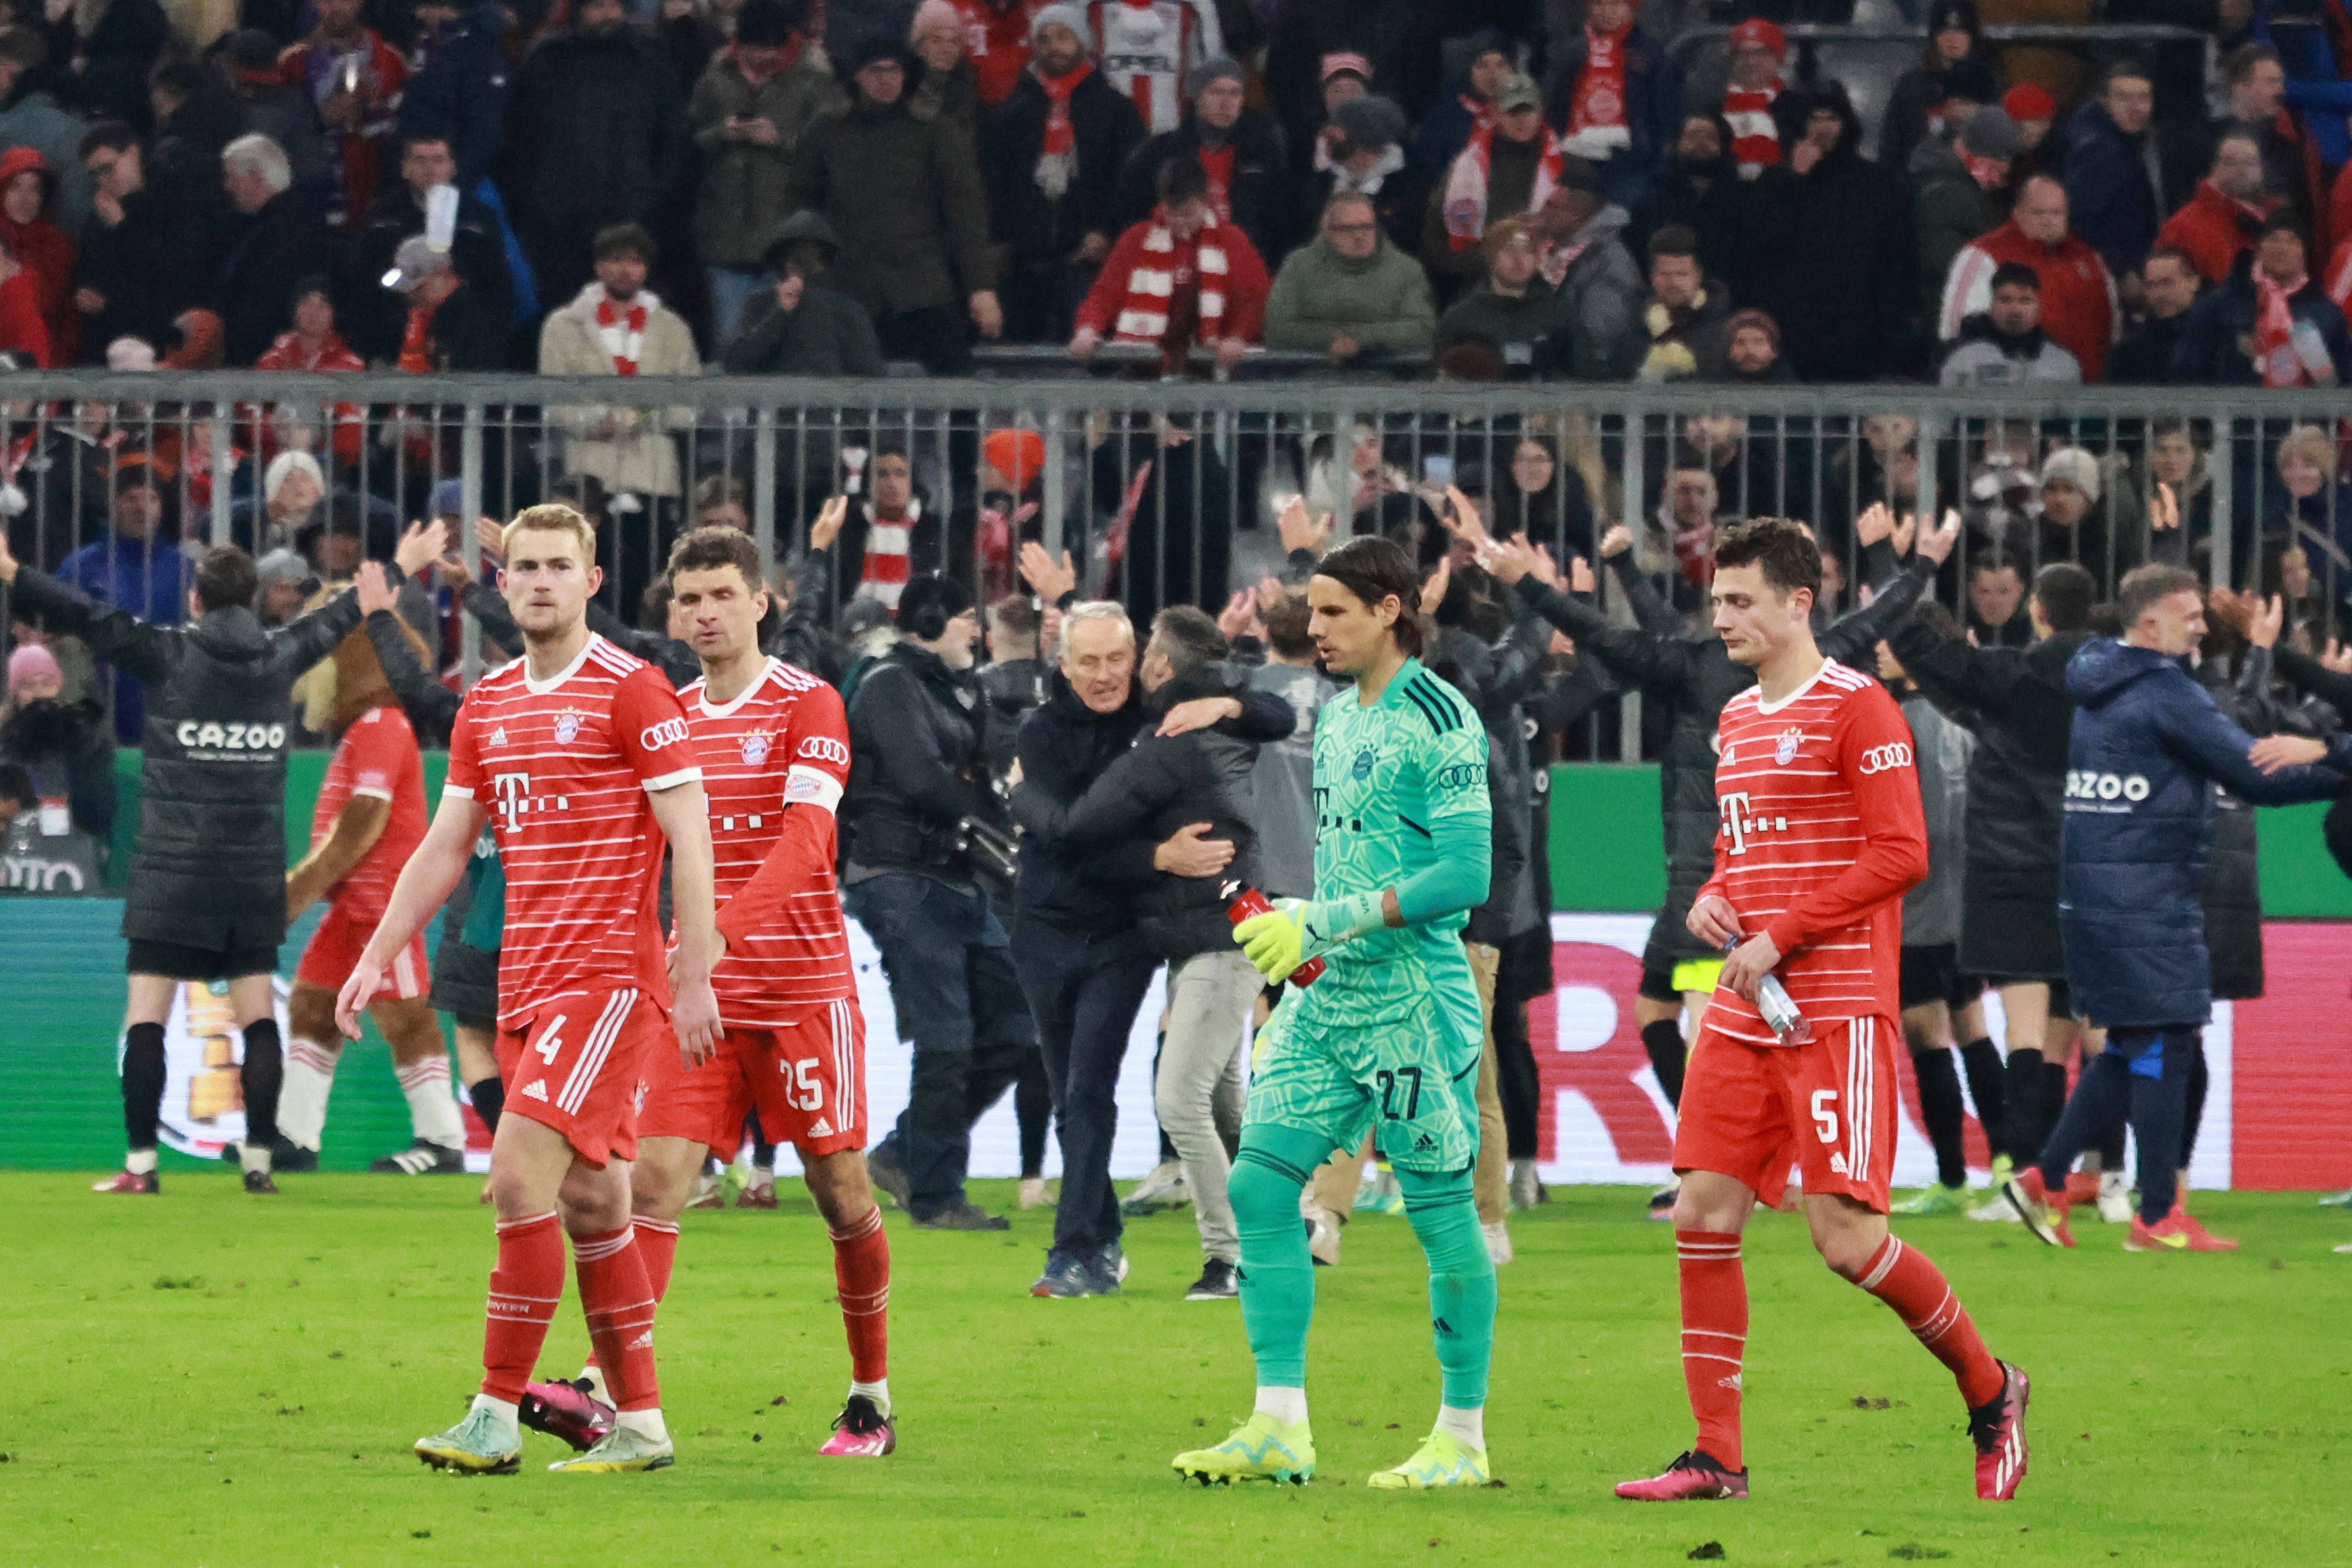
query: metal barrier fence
[{"left": 5, "top": 373, "right": 2351, "bottom": 759}]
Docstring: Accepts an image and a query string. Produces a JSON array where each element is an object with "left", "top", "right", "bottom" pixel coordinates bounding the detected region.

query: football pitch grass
[{"left": 6, "top": 1172, "right": 2344, "bottom": 1566}]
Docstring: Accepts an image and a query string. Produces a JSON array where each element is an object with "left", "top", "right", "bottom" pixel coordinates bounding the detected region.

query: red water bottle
[{"left": 1224, "top": 881, "right": 1325, "bottom": 986}]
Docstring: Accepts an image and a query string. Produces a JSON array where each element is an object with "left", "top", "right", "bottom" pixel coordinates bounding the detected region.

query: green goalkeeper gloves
[{"left": 1232, "top": 891, "right": 1387, "bottom": 982}]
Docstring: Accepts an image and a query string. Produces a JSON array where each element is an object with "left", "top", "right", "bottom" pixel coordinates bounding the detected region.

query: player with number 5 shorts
[
  {"left": 1172, "top": 537, "right": 1498, "bottom": 1492},
  {"left": 519, "top": 527, "right": 896, "bottom": 1460},
  {"left": 1613, "top": 518, "right": 2030, "bottom": 1506}
]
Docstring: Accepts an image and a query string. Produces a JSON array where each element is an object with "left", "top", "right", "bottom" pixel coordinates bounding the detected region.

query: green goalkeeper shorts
[{"left": 1244, "top": 991, "right": 1481, "bottom": 1175}]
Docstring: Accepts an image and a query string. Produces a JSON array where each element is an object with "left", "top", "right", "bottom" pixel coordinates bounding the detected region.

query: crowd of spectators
[{"left": 0, "top": 0, "right": 2340, "bottom": 389}]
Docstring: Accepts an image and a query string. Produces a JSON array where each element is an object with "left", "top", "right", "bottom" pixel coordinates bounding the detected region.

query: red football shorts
[
  {"left": 493, "top": 987, "right": 666, "bottom": 1167},
  {"left": 638, "top": 998, "right": 866, "bottom": 1160},
  {"left": 1671, "top": 1013, "right": 1900, "bottom": 1213},
  {"left": 296, "top": 905, "right": 428, "bottom": 1000}
]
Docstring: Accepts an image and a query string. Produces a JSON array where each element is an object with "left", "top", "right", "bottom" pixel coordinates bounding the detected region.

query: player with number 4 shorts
[
  {"left": 1612, "top": 518, "right": 2029, "bottom": 1506},
  {"left": 520, "top": 527, "right": 896, "bottom": 1460}
]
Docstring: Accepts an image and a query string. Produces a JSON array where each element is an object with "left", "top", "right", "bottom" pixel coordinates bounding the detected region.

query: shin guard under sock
[
  {"left": 2040, "top": 1061, "right": 2072, "bottom": 1154},
  {"left": 829, "top": 1206, "right": 891, "bottom": 1383},
  {"left": 240, "top": 1019, "right": 284, "bottom": 1148},
  {"left": 482, "top": 1212, "right": 564, "bottom": 1404},
  {"left": 279, "top": 1037, "right": 340, "bottom": 1151},
  {"left": 1846, "top": 1235, "right": 2004, "bottom": 1407},
  {"left": 573, "top": 1226, "right": 662, "bottom": 1413},
  {"left": 1958, "top": 1039, "right": 2004, "bottom": 1155},
  {"left": 1640, "top": 1018, "right": 1688, "bottom": 1107},
  {"left": 1230, "top": 1132, "right": 1323, "bottom": 1390},
  {"left": 2000, "top": 1048, "right": 2045, "bottom": 1165},
  {"left": 1910, "top": 1047, "right": 1968, "bottom": 1189},
  {"left": 123, "top": 1021, "right": 166, "bottom": 1151},
  {"left": 1396, "top": 1168, "right": 1496, "bottom": 1410},
  {"left": 1676, "top": 1229, "right": 1746, "bottom": 1470}
]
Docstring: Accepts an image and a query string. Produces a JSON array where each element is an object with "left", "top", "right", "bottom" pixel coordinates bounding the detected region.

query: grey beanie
[
  {"left": 1958, "top": 105, "right": 2022, "bottom": 161},
  {"left": 1331, "top": 93, "right": 1408, "bottom": 152},
  {"left": 1030, "top": 3, "right": 1091, "bottom": 49},
  {"left": 1194, "top": 54, "right": 1245, "bottom": 91}
]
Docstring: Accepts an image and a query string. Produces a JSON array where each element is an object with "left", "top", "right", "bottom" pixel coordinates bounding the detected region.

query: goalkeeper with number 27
[{"left": 1172, "top": 537, "right": 1498, "bottom": 1491}]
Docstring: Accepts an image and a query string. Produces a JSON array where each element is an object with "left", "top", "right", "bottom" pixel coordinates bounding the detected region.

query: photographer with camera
[{"left": 843, "top": 572, "right": 1037, "bottom": 1231}]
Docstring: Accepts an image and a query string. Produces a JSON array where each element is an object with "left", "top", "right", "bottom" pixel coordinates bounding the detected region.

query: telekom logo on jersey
[{"left": 489, "top": 771, "right": 567, "bottom": 820}]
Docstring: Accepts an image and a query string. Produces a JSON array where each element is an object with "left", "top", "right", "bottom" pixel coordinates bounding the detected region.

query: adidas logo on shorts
[
  {"left": 809, "top": 1117, "right": 833, "bottom": 1138},
  {"left": 522, "top": 1081, "right": 549, "bottom": 1102}
]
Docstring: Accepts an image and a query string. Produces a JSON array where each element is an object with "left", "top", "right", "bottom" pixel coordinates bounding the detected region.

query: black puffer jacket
[
  {"left": 1517, "top": 544, "right": 1936, "bottom": 971},
  {"left": 1888, "top": 616, "right": 2092, "bottom": 979},
  {"left": 1035, "top": 665, "right": 1271, "bottom": 958},
  {"left": 1009, "top": 665, "right": 1295, "bottom": 934},
  {"left": 2196, "top": 644, "right": 2303, "bottom": 1001},
  {"left": 11, "top": 566, "right": 362, "bottom": 947},
  {"left": 843, "top": 641, "right": 995, "bottom": 877}
]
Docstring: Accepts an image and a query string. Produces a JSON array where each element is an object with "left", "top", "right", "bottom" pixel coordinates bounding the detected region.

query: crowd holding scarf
[
  {"left": 1442, "top": 123, "right": 1563, "bottom": 251},
  {"left": 1561, "top": 14, "right": 1633, "bottom": 159},
  {"left": 1110, "top": 206, "right": 1230, "bottom": 347},
  {"left": 594, "top": 284, "right": 654, "bottom": 375},
  {"left": 1031, "top": 56, "right": 1097, "bottom": 199}
]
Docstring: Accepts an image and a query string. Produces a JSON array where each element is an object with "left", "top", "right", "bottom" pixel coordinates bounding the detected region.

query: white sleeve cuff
[
  {"left": 351, "top": 785, "right": 396, "bottom": 802},
  {"left": 642, "top": 765, "right": 704, "bottom": 793},
  {"left": 440, "top": 784, "right": 475, "bottom": 801}
]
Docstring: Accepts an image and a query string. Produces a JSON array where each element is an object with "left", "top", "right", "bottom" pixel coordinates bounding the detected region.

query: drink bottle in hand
[
  {"left": 1224, "top": 882, "right": 1325, "bottom": 986},
  {"left": 1723, "top": 936, "right": 1810, "bottom": 1043}
]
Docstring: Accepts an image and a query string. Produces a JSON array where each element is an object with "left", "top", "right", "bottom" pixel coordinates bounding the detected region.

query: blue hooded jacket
[{"left": 2060, "top": 636, "right": 2352, "bottom": 1028}]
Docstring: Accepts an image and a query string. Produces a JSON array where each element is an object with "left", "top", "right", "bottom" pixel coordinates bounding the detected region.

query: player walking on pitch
[
  {"left": 1171, "top": 537, "right": 1499, "bottom": 1490},
  {"left": 1611, "top": 519, "right": 2029, "bottom": 1503},
  {"left": 338, "top": 504, "right": 723, "bottom": 1476},
  {"left": 520, "top": 527, "right": 894, "bottom": 1457}
]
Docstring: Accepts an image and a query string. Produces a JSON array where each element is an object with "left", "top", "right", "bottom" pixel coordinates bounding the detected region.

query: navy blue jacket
[
  {"left": 2059, "top": 99, "right": 2162, "bottom": 280},
  {"left": 398, "top": 2, "right": 514, "bottom": 190},
  {"left": 2059, "top": 637, "right": 2352, "bottom": 1028}
]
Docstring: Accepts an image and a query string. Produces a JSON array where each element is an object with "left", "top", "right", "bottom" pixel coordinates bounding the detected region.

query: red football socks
[
  {"left": 574, "top": 1226, "right": 662, "bottom": 1413},
  {"left": 482, "top": 1211, "right": 564, "bottom": 1404},
  {"left": 1847, "top": 1235, "right": 2005, "bottom": 1408},
  {"left": 1676, "top": 1229, "right": 1748, "bottom": 1471},
  {"left": 634, "top": 1216, "right": 680, "bottom": 1305},
  {"left": 830, "top": 1206, "right": 890, "bottom": 1383}
]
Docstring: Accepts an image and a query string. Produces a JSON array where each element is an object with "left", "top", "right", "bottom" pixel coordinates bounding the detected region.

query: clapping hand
[
  {"left": 1277, "top": 494, "right": 1331, "bottom": 558},
  {"left": 1018, "top": 540, "right": 1077, "bottom": 601},
  {"left": 810, "top": 494, "right": 849, "bottom": 553}
]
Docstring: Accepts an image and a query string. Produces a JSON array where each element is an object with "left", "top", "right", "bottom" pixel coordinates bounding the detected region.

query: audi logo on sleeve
[
  {"left": 1856, "top": 741, "right": 1914, "bottom": 775},
  {"left": 798, "top": 734, "right": 851, "bottom": 767},
  {"left": 640, "top": 717, "right": 690, "bottom": 751}
]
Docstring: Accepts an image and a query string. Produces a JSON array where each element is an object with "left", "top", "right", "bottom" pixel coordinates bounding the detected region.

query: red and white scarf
[
  {"left": 1111, "top": 206, "right": 1228, "bottom": 347},
  {"left": 854, "top": 496, "right": 921, "bottom": 607},
  {"left": 1033, "top": 59, "right": 1095, "bottom": 200},
  {"left": 2255, "top": 269, "right": 2311, "bottom": 387},
  {"left": 593, "top": 285, "right": 654, "bottom": 375},
  {"left": 1442, "top": 123, "right": 1563, "bottom": 250},
  {"left": 1569, "top": 21, "right": 1631, "bottom": 135},
  {"left": 1722, "top": 79, "right": 1781, "bottom": 178}
]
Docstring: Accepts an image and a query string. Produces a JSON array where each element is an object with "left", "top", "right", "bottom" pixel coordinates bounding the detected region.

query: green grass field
[{"left": 6, "top": 1171, "right": 2346, "bottom": 1567}]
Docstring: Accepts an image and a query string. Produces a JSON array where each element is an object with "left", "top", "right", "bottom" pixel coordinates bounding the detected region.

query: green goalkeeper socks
[
  {"left": 1397, "top": 1167, "right": 1496, "bottom": 1410},
  {"left": 1229, "top": 1125, "right": 1334, "bottom": 1390}
]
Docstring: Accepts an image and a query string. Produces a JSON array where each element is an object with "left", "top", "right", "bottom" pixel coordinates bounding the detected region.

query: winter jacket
[
  {"left": 1887, "top": 617, "right": 2090, "bottom": 979},
  {"left": 1262, "top": 232, "right": 1435, "bottom": 362},
  {"left": 1434, "top": 278, "right": 1575, "bottom": 377},
  {"left": 721, "top": 268, "right": 885, "bottom": 379},
  {"left": 0, "top": 692, "right": 114, "bottom": 838},
  {"left": 689, "top": 45, "right": 845, "bottom": 269},
  {"left": 1036, "top": 665, "right": 1273, "bottom": 958},
  {"left": 1909, "top": 136, "right": 2002, "bottom": 322},
  {"left": 1739, "top": 89, "right": 1913, "bottom": 381},
  {"left": 1937, "top": 313, "right": 2084, "bottom": 386},
  {"left": 2172, "top": 262, "right": 2352, "bottom": 386},
  {"left": 1548, "top": 202, "right": 1642, "bottom": 379},
  {"left": 8, "top": 564, "right": 363, "bottom": 950},
  {"left": 497, "top": 26, "right": 690, "bottom": 305},
  {"left": 215, "top": 185, "right": 333, "bottom": 367},
  {"left": 536, "top": 285, "right": 701, "bottom": 497},
  {"left": 1429, "top": 605, "right": 1551, "bottom": 948},
  {"left": 2060, "top": 98, "right": 2164, "bottom": 280},
  {"left": 2106, "top": 310, "right": 2187, "bottom": 385},
  {"left": 980, "top": 66, "right": 1145, "bottom": 263},
  {"left": 0, "top": 88, "right": 93, "bottom": 230},
  {"left": 1515, "top": 546, "right": 1935, "bottom": 970},
  {"left": 0, "top": 147, "right": 76, "bottom": 364},
  {"left": 1879, "top": 44, "right": 2003, "bottom": 179},
  {"left": 1626, "top": 149, "right": 1743, "bottom": 286},
  {"left": 843, "top": 640, "right": 994, "bottom": 882},
  {"left": 73, "top": 184, "right": 195, "bottom": 359},
  {"left": 977, "top": 654, "right": 1051, "bottom": 780},
  {"left": 1543, "top": 21, "right": 1681, "bottom": 208},
  {"left": 2059, "top": 636, "right": 2351, "bottom": 1028},
  {"left": 57, "top": 529, "right": 185, "bottom": 743},
  {"left": 1628, "top": 283, "right": 1729, "bottom": 382},
  {"left": 1419, "top": 128, "right": 1552, "bottom": 290},
  {"left": 787, "top": 93, "right": 995, "bottom": 316},
  {"left": 2156, "top": 178, "right": 2269, "bottom": 285},
  {"left": 1938, "top": 217, "right": 2119, "bottom": 382},
  {"left": 397, "top": 2, "right": 514, "bottom": 190},
  {"left": 2194, "top": 646, "right": 2287, "bottom": 1002},
  {"left": 1116, "top": 110, "right": 1292, "bottom": 264},
  {"left": 1900, "top": 689, "right": 1973, "bottom": 950},
  {"left": 345, "top": 179, "right": 516, "bottom": 359}
]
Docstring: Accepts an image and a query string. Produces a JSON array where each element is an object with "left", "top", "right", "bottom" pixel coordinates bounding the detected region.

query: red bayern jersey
[
  {"left": 444, "top": 636, "right": 702, "bottom": 1030},
  {"left": 312, "top": 702, "right": 428, "bottom": 925},
  {"left": 1699, "top": 658, "right": 1928, "bottom": 1045},
  {"left": 680, "top": 657, "right": 857, "bottom": 1026}
]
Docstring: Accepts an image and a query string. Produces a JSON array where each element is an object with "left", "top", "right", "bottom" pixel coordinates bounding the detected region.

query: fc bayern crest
[
  {"left": 1773, "top": 727, "right": 1802, "bottom": 765},
  {"left": 554, "top": 711, "right": 582, "bottom": 745},
  {"left": 741, "top": 731, "right": 773, "bottom": 765}
]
